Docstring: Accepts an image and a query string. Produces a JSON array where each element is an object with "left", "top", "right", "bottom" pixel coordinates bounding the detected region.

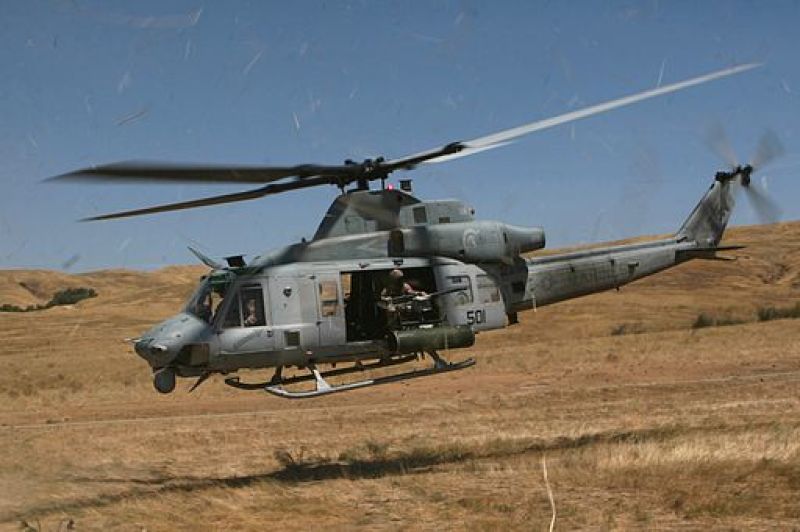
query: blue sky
[{"left": 1, "top": 1, "right": 798, "bottom": 271}]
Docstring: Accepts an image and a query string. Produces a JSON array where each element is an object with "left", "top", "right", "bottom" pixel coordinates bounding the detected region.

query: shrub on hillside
[
  {"left": 47, "top": 287, "right": 97, "bottom": 306},
  {"left": 691, "top": 313, "right": 745, "bottom": 329},
  {"left": 692, "top": 313, "right": 715, "bottom": 329},
  {"left": 757, "top": 302, "right": 800, "bottom": 322},
  {"left": 610, "top": 322, "right": 645, "bottom": 336},
  {"left": 0, "top": 286, "right": 97, "bottom": 312}
]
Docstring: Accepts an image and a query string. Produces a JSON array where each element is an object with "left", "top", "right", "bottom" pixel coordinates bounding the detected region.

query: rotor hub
[{"left": 715, "top": 164, "right": 753, "bottom": 186}]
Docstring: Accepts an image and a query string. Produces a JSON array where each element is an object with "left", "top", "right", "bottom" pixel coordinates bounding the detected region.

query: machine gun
[{"left": 378, "top": 286, "right": 468, "bottom": 328}]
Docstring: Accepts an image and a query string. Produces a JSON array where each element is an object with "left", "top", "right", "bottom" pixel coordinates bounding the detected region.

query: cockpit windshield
[{"left": 184, "top": 273, "right": 233, "bottom": 323}]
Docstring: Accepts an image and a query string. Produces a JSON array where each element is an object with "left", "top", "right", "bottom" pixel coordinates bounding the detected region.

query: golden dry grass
[{"left": 1, "top": 223, "right": 800, "bottom": 530}]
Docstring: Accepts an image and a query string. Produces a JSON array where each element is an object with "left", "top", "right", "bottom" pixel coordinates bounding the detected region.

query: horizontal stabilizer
[{"left": 677, "top": 244, "right": 745, "bottom": 261}]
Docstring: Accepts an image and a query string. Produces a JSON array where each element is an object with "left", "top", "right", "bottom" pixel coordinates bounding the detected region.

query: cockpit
[
  {"left": 184, "top": 272, "right": 267, "bottom": 328},
  {"left": 185, "top": 273, "right": 227, "bottom": 323}
]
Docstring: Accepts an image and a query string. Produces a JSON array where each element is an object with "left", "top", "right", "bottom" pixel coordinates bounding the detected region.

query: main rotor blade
[
  {"left": 750, "top": 129, "right": 785, "bottom": 170},
  {"left": 50, "top": 161, "right": 357, "bottom": 185},
  {"left": 82, "top": 175, "right": 334, "bottom": 221},
  {"left": 705, "top": 121, "right": 739, "bottom": 168},
  {"left": 53, "top": 61, "right": 763, "bottom": 221},
  {"left": 743, "top": 180, "right": 782, "bottom": 224},
  {"left": 386, "top": 63, "right": 761, "bottom": 169}
]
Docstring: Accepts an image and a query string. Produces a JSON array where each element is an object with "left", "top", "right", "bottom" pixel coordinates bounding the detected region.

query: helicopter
[{"left": 50, "top": 62, "right": 781, "bottom": 398}]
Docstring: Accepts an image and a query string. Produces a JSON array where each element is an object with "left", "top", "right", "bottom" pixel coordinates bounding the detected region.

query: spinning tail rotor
[{"left": 707, "top": 125, "right": 785, "bottom": 224}]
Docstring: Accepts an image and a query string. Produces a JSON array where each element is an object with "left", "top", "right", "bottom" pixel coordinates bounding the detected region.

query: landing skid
[
  {"left": 224, "top": 355, "right": 418, "bottom": 390},
  {"left": 224, "top": 352, "right": 475, "bottom": 399}
]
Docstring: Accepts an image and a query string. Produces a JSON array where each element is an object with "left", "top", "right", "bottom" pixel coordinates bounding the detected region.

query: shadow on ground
[{"left": 5, "top": 422, "right": 755, "bottom": 523}]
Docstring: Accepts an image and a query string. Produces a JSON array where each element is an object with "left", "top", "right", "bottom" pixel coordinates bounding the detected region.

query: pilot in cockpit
[
  {"left": 195, "top": 292, "right": 213, "bottom": 323},
  {"left": 243, "top": 298, "right": 259, "bottom": 327}
]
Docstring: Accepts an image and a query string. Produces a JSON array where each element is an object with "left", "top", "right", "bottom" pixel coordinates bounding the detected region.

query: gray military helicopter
[{"left": 51, "top": 62, "right": 779, "bottom": 398}]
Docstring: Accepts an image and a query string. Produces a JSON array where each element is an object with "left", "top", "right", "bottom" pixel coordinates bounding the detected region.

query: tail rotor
[{"left": 706, "top": 124, "right": 785, "bottom": 224}]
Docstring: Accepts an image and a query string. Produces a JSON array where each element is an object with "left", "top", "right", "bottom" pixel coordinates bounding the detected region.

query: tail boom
[{"left": 498, "top": 175, "right": 740, "bottom": 313}]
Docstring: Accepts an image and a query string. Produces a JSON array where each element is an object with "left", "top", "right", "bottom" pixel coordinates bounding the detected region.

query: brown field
[{"left": 1, "top": 222, "right": 800, "bottom": 531}]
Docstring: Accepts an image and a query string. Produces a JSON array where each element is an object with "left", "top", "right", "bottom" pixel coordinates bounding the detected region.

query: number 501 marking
[{"left": 466, "top": 309, "right": 485, "bottom": 325}]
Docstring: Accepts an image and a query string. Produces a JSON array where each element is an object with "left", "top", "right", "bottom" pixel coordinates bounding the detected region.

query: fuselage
[{"left": 134, "top": 233, "right": 694, "bottom": 379}]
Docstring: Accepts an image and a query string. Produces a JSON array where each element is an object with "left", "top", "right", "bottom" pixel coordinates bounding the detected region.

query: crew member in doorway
[
  {"left": 380, "top": 269, "right": 427, "bottom": 328},
  {"left": 381, "top": 269, "right": 426, "bottom": 298}
]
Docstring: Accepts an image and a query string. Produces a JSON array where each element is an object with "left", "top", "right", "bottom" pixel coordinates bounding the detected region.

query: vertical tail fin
[{"left": 676, "top": 178, "right": 736, "bottom": 247}]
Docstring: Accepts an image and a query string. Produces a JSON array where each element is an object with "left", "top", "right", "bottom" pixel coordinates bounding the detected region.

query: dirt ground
[{"left": 1, "top": 222, "right": 799, "bottom": 531}]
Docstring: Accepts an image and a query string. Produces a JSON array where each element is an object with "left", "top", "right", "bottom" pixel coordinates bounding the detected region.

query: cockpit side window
[
  {"left": 218, "top": 284, "right": 268, "bottom": 329},
  {"left": 241, "top": 285, "right": 266, "bottom": 327},
  {"left": 186, "top": 273, "right": 239, "bottom": 324},
  {"left": 185, "top": 277, "right": 214, "bottom": 322}
]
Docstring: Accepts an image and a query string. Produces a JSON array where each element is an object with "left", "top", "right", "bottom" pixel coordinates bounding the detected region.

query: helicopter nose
[
  {"left": 134, "top": 338, "right": 174, "bottom": 367},
  {"left": 134, "top": 338, "right": 167, "bottom": 358},
  {"left": 134, "top": 312, "right": 212, "bottom": 367}
]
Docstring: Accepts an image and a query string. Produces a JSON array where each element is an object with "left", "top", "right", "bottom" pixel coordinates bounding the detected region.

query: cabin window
[
  {"left": 340, "top": 273, "right": 352, "bottom": 300},
  {"left": 319, "top": 280, "right": 339, "bottom": 317},
  {"left": 413, "top": 206, "right": 428, "bottom": 224},
  {"left": 438, "top": 216, "right": 451, "bottom": 224},
  {"left": 222, "top": 285, "right": 266, "bottom": 328},
  {"left": 446, "top": 275, "right": 473, "bottom": 305},
  {"left": 477, "top": 274, "right": 501, "bottom": 304}
]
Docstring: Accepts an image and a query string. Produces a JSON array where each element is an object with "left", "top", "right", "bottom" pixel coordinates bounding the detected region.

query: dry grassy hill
[{"left": 1, "top": 223, "right": 799, "bottom": 530}]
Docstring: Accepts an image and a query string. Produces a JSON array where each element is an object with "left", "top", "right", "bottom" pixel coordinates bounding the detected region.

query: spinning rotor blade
[
  {"left": 387, "top": 62, "right": 761, "bottom": 169},
  {"left": 743, "top": 179, "right": 782, "bottom": 224},
  {"left": 705, "top": 121, "right": 739, "bottom": 168},
  {"left": 742, "top": 131, "right": 784, "bottom": 224},
  {"left": 750, "top": 129, "right": 785, "bottom": 170},
  {"left": 50, "top": 160, "right": 357, "bottom": 185},
  {"left": 707, "top": 125, "right": 786, "bottom": 225}
]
